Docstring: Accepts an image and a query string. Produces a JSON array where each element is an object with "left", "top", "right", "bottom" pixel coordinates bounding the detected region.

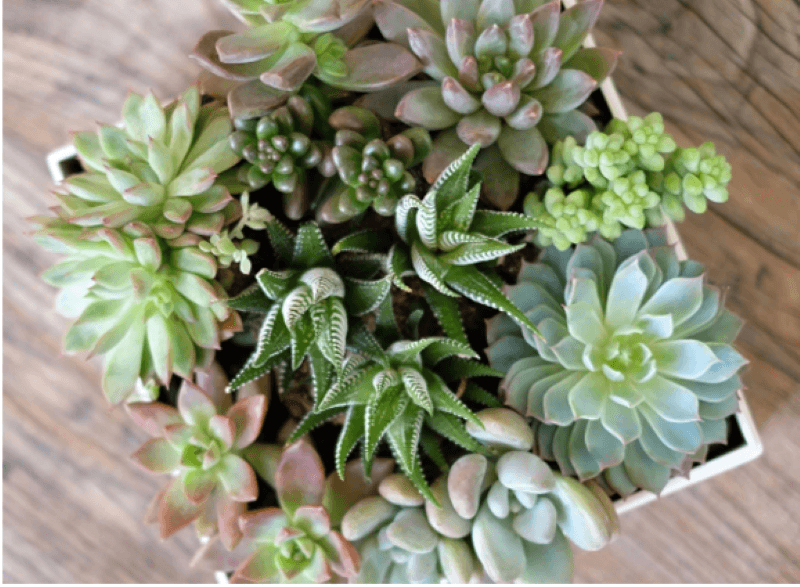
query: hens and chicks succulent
[{"left": 32, "top": 0, "right": 745, "bottom": 583}]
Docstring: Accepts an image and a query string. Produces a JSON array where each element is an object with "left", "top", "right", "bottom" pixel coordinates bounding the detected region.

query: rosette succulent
[
  {"left": 451, "top": 408, "right": 619, "bottom": 583},
  {"left": 486, "top": 229, "right": 746, "bottom": 494},
  {"left": 230, "top": 441, "right": 362, "bottom": 583},
  {"left": 127, "top": 375, "right": 267, "bottom": 550},
  {"left": 342, "top": 473, "right": 479, "bottom": 583},
  {"left": 63, "top": 86, "right": 240, "bottom": 241},
  {"left": 229, "top": 91, "right": 330, "bottom": 219},
  {"left": 374, "top": 0, "right": 618, "bottom": 207},
  {"left": 226, "top": 215, "right": 392, "bottom": 391},
  {"left": 192, "top": 0, "right": 422, "bottom": 118},
  {"left": 30, "top": 221, "right": 240, "bottom": 403},
  {"left": 290, "top": 325, "right": 499, "bottom": 500},
  {"left": 395, "top": 144, "right": 545, "bottom": 336},
  {"left": 317, "top": 107, "right": 431, "bottom": 223}
]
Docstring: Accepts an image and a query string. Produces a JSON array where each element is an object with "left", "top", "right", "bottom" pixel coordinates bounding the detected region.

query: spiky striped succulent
[
  {"left": 230, "top": 441, "right": 362, "bottom": 583},
  {"left": 372, "top": 0, "right": 617, "bottom": 208},
  {"left": 342, "top": 474, "right": 479, "bottom": 583},
  {"left": 486, "top": 229, "right": 746, "bottom": 495},
  {"left": 290, "top": 324, "right": 501, "bottom": 501},
  {"left": 226, "top": 214, "right": 392, "bottom": 392},
  {"left": 127, "top": 375, "right": 267, "bottom": 550},
  {"left": 30, "top": 221, "right": 240, "bottom": 403},
  {"left": 395, "top": 144, "right": 544, "bottom": 337},
  {"left": 317, "top": 107, "right": 431, "bottom": 223},
  {"left": 63, "top": 86, "right": 240, "bottom": 241},
  {"left": 192, "top": 0, "right": 422, "bottom": 119},
  {"left": 229, "top": 91, "right": 330, "bottom": 219}
]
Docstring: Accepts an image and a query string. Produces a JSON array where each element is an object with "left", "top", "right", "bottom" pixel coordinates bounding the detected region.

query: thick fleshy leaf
[
  {"left": 275, "top": 440, "right": 326, "bottom": 514},
  {"left": 472, "top": 502, "right": 526, "bottom": 582},
  {"left": 386, "top": 507, "right": 438, "bottom": 553},
  {"left": 438, "top": 538, "right": 475, "bottom": 584},
  {"left": 126, "top": 402, "right": 183, "bottom": 436},
  {"left": 318, "top": 43, "right": 422, "bottom": 92},
  {"left": 497, "top": 125, "right": 548, "bottom": 175},
  {"left": 227, "top": 395, "right": 268, "bottom": 449},
  {"left": 158, "top": 476, "right": 204, "bottom": 538},
  {"left": 497, "top": 451, "right": 556, "bottom": 493},
  {"left": 218, "top": 453, "right": 259, "bottom": 502},
  {"left": 396, "top": 86, "right": 461, "bottom": 130},
  {"left": 652, "top": 340, "right": 720, "bottom": 380},
  {"left": 518, "top": 529, "right": 574, "bottom": 582},
  {"left": 553, "top": 0, "right": 603, "bottom": 61},
  {"left": 465, "top": 407, "right": 533, "bottom": 450},
  {"left": 605, "top": 253, "right": 649, "bottom": 327},
  {"left": 531, "top": 69, "right": 597, "bottom": 114},
  {"left": 341, "top": 496, "right": 399, "bottom": 541},
  {"left": 130, "top": 438, "right": 180, "bottom": 473},
  {"left": 178, "top": 381, "right": 218, "bottom": 426},
  {"left": 259, "top": 42, "right": 317, "bottom": 92},
  {"left": 551, "top": 475, "right": 616, "bottom": 550}
]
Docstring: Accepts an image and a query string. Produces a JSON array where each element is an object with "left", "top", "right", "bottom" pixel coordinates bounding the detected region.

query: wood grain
[{"left": 3, "top": 0, "right": 799, "bottom": 582}]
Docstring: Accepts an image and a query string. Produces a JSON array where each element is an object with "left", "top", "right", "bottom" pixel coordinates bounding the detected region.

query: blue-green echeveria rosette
[
  {"left": 62, "top": 86, "right": 241, "bottom": 241},
  {"left": 30, "top": 222, "right": 242, "bottom": 404},
  {"left": 485, "top": 229, "right": 747, "bottom": 495},
  {"left": 127, "top": 375, "right": 267, "bottom": 550},
  {"left": 374, "top": 0, "right": 619, "bottom": 208}
]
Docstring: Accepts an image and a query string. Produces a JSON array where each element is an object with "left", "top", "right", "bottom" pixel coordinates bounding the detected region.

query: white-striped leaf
[{"left": 399, "top": 367, "right": 433, "bottom": 414}]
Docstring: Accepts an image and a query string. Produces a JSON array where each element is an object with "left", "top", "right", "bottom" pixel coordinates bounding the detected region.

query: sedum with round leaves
[
  {"left": 127, "top": 374, "right": 267, "bottom": 550},
  {"left": 486, "top": 229, "right": 746, "bottom": 494},
  {"left": 31, "top": 221, "right": 241, "bottom": 403},
  {"left": 65, "top": 86, "right": 241, "bottom": 241}
]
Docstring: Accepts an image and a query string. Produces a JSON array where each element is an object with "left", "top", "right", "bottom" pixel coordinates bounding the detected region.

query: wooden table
[{"left": 4, "top": 0, "right": 799, "bottom": 582}]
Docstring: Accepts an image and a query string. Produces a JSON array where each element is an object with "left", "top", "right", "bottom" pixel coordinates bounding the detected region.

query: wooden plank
[{"left": 3, "top": 0, "right": 799, "bottom": 583}]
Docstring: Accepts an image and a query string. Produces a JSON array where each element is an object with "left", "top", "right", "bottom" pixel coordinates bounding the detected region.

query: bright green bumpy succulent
[
  {"left": 486, "top": 229, "right": 746, "bottom": 495},
  {"left": 229, "top": 91, "right": 329, "bottom": 220},
  {"left": 530, "top": 113, "right": 732, "bottom": 248},
  {"left": 31, "top": 222, "right": 240, "bottom": 403},
  {"left": 317, "top": 107, "right": 431, "bottom": 223},
  {"left": 65, "top": 86, "right": 241, "bottom": 241},
  {"left": 291, "top": 324, "right": 499, "bottom": 501},
  {"left": 375, "top": 0, "right": 618, "bottom": 207}
]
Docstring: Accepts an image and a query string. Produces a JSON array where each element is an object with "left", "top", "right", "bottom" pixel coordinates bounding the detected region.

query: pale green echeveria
[
  {"left": 229, "top": 441, "right": 363, "bottom": 583},
  {"left": 65, "top": 86, "right": 241, "bottom": 241},
  {"left": 291, "top": 324, "right": 496, "bottom": 502},
  {"left": 192, "top": 0, "right": 422, "bottom": 119},
  {"left": 32, "top": 221, "right": 241, "bottom": 403},
  {"left": 395, "top": 144, "right": 546, "bottom": 338},
  {"left": 485, "top": 230, "right": 746, "bottom": 495},
  {"left": 127, "top": 376, "right": 267, "bottom": 550},
  {"left": 453, "top": 408, "right": 619, "bottom": 583},
  {"left": 342, "top": 473, "right": 479, "bottom": 583},
  {"left": 373, "top": 0, "right": 618, "bottom": 208}
]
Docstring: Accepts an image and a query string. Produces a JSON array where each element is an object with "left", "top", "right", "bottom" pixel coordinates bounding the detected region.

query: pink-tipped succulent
[
  {"left": 128, "top": 377, "right": 267, "bottom": 550},
  {"left": 373, "top": 0, "right": 619, "bottom": 208},
  {"left": 230, "top": 441, "right": 369, "bottom": 583},
  {"left": 192, "top": 0, "right": 422, "bottom": 120}
]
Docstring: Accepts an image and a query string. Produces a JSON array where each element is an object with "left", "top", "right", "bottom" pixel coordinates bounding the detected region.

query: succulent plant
[
  {"left": 192, "top": 0, "right": 422, "bottom": 119},
  {"left": 451, "top": 408, "right": 619, "bottom": 583},
  {"left": 127, "top": 374, "right": 267, "bottom": 550},
  {"left": 229, "top": 90, "right": 330, "bottom": 219},
  {"left": 317, "top": 107, "right": 431, "bottom": 223},
  {"left": 535, "top": 113, "right": 732, "bottom": 246},
  {"left": 229, "top": 440, "right": 363, "bottom": 583},
  {"left": 371, "top": 0, "right": 618, "bottom": 208},
  {"left": 63, "top": 86, "right": 241, "bottom": 241},
  {"left": 30, "top": 221, "right": 241, "bottom": 403},
  {"left": 486, "top": 229, "right": 746, "bottom": 494},
  {"left": 342, "top": 473, "right": 479, "bottom": 583},
  {"left": 394, "top": 144, "right": 545, "bottom": 337},
  {"left": 289, "top": 324, "right": 500, "bottom": 501},
  {"left": 226, "top": 214, "right": 392, "bottom": 392}
]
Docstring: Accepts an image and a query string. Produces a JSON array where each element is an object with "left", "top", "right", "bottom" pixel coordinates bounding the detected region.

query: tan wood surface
[{"left": 4, "top": 0, "right": 800, "bottom": 582}]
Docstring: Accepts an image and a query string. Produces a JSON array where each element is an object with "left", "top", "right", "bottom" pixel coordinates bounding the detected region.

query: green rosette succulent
[
  {"left": 485, "top": 229, "right": 747, "bottom": 495},
  {"left": 226, "top": 214, "right": 392, "bottom": 392},
  {"left": 317, "top": 107, "right": 431, "bottom": 223},
  {"left": 192, "top": 0, "right": 422, "bottom": 119},
  {"left": 127, "top": 376, "right": 267, "bottom": 550},
  {"left": 373, "top": 0, "right": 618, "bottom": 207},
  {"left": 229, "top": 91, "right": 330, "bottom": 220},
  {"left": 342, "top": 474, "right": 479, "bottom": 583},
  {"left": 290, "top": 324, "right": 500, "bottom": 501},
  {"left": 30, "top": 221, "right": 241, "bottom": 403},
  {"left": 63, "top": 86, "right": 241, "bottom": 241},
  {"left": 229, "top": 440, "right": 364, "bottom": 583},
  {"left": 395, "top": 144, "right": 545, "bottom": 338}
]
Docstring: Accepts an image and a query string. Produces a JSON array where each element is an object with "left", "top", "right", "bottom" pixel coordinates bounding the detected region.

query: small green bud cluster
[
  {"left": 312, "top": 33, "right": 348, "bottom": 77},
  {"left": 199, "top": 230, "right": 259, "bottom": 274},
  {"left": 530, "top": 113, "right": 731, "bottom": 248}
]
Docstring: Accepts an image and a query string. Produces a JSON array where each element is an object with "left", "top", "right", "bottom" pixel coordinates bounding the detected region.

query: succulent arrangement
[{"left": 33, "top": 0, "right": 750, "bottom": 583}]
